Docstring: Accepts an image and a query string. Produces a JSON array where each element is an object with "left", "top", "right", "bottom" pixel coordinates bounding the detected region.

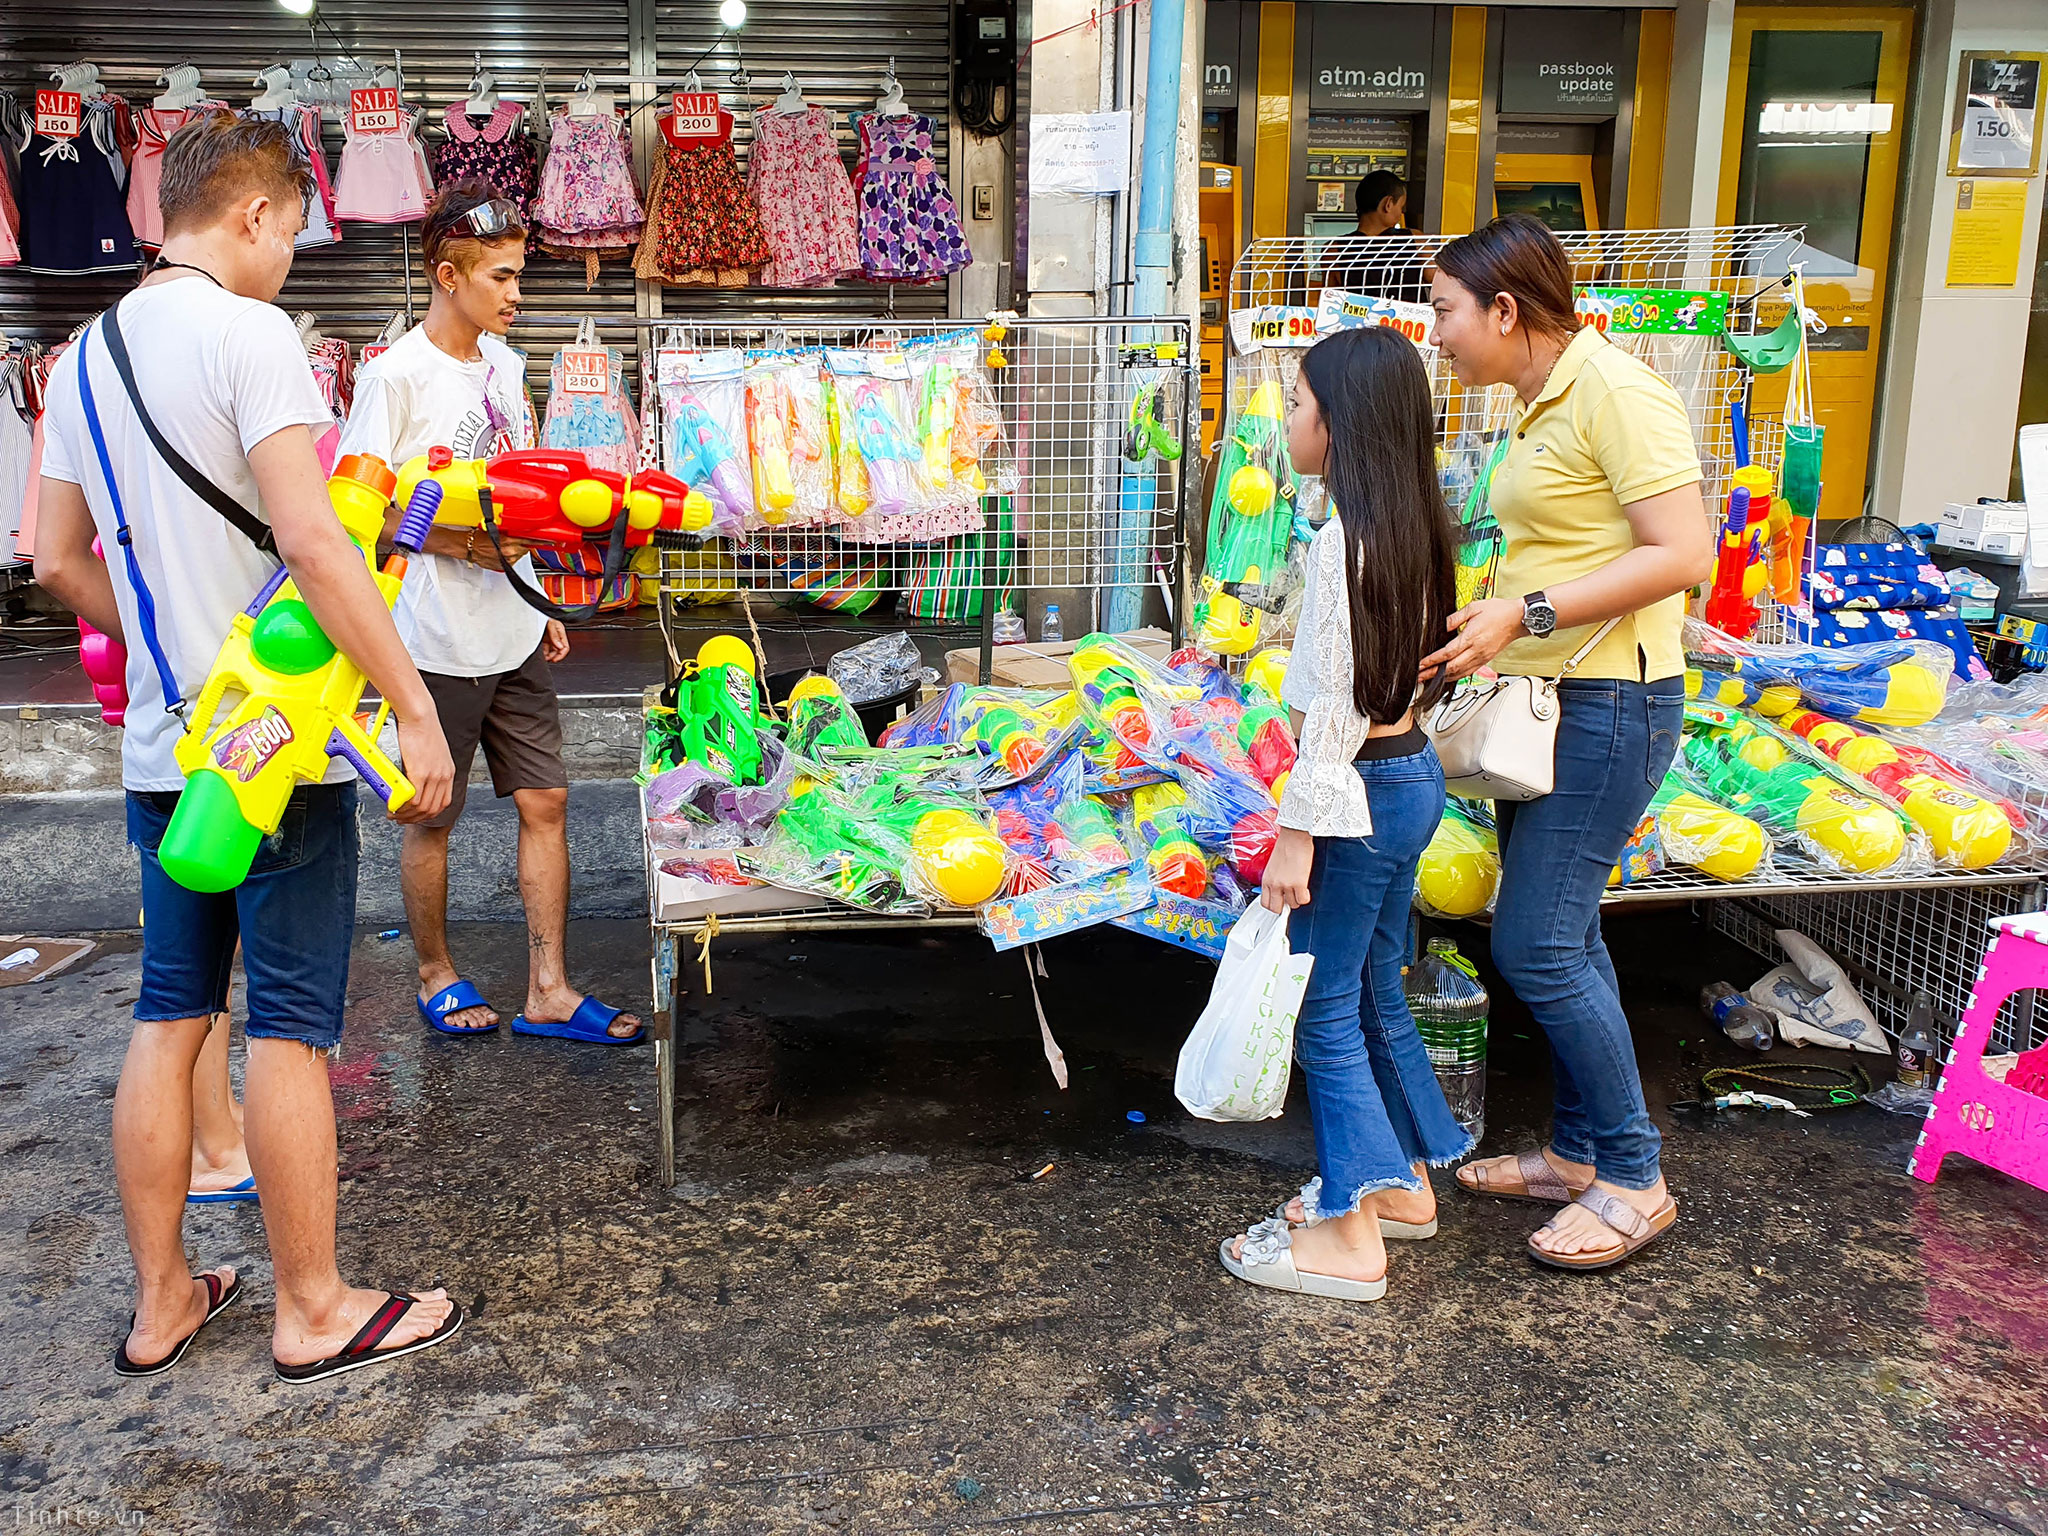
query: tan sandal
[
  {"left": 1455, "top": 1146, "right": 1592, "bottom": 1207},
  {"left": 1527, "top": 1188, "right": 1677, "bottom": 1272}
]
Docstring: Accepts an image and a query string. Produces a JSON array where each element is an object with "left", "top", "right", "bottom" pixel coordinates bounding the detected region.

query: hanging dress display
[
  {"left": 747, "top": 106, "right": 859, "bottom": 289},
  {"left": 431, "top": 100, "right": 538, "bottom": 230},
  {"left": 18, "top": 97, "right": 138, "bottom": 275},
  {"left": 533, "top": 107, "right": 643, "bottom": 284},
  {"left": 128, "top": 105, "right": 232, "bottom": 250},
  {"left": 244, "top": 103, "right": 342, "bottom": 248},
  {"left": 633, "top": 100, "right": 771, "bottom": 288},
  {"left": 541, "top": 336, "right": 639, "bottom": 475},
  {"left": 334, "top": 104, "right": 433, "bottom": 224},
  {"left": 852, "top": 112, "right": 969, "bottom": 284}
]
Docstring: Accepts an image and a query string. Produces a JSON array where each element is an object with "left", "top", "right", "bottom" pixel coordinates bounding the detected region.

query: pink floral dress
[{"left": 746, "top": 107, "right": 860, "bottom": 288}]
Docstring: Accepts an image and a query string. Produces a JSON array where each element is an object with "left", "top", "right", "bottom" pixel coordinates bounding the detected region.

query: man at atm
[{"left": 1321, "top": 170, "right": 1426, "bottom": 303}]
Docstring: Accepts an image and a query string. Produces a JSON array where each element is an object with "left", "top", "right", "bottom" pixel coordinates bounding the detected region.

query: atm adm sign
[{"left": 1319, "top": 66, "right": 1426, "bottom": 91}]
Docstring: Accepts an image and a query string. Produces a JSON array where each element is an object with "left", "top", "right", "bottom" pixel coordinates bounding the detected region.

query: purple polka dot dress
[{"left": 854, "top": 112, "right": 970, "bottom": 283}]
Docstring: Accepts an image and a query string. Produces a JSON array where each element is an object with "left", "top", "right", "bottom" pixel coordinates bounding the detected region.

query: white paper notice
[{"left": 1030, "top": 111, "right": 1132, "bottom": 196}]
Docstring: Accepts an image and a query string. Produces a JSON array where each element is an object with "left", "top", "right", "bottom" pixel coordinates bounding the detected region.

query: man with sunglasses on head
[{"left": 338, "top": 179, "right": 643, "bottom": 1047}]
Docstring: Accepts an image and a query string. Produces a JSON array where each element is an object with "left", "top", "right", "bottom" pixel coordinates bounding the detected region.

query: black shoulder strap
[
  {"left": 474, "top": 482, "right": 632, "bottom": 626},
  {"left": 100, "top": 301, "right": 280, "bottom": 558}
]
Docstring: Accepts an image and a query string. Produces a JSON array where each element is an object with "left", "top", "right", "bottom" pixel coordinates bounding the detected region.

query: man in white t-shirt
[
  {"left": 33, "top": 116, "right": 463, "bottom": 1383},
  {"left": 338, "top": 180, "right": 642, "bottom": 1047}
]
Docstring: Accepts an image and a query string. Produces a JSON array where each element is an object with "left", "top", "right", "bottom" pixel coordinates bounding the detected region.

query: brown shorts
[{"left": 419, "top": 644, "right": 568, "bottom": 828}]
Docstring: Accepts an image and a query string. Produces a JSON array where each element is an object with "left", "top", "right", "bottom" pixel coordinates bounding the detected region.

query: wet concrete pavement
[{"left": 1, "top": 908, "right": 2045, "bottom": 1535}]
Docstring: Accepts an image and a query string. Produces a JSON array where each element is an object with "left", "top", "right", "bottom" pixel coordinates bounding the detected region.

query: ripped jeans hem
[{"left": 1300, "top": 1172, "right": 1424, "bottom": 1222}]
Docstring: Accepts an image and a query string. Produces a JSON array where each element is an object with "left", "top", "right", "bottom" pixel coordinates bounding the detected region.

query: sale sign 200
[
  {"left": 664, "top": 92, "right": 723, "bottom": 144},
  {"left": 34, "top": 90, "right": 83, "bottom": 139},
  {"left": 349, "top": 88, "right": 402, "bottom": 135}
]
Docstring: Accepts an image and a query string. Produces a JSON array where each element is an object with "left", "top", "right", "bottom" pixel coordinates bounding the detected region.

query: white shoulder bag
[{"left": 1422, "top": 618, "right": 1623, "bottom": 802}]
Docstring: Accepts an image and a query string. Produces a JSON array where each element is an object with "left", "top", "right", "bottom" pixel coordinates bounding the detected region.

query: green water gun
[
  {"left": 1680, "top": 716, "right": 1906, "bottom": 875},
  {"left": 1195, "top": 379, "right": 1297, "bottom": 654},
  {"left": 666, "top": 635, "right": 766, "bottom": 785}
]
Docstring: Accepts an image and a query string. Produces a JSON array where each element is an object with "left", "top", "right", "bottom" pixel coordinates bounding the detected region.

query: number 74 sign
[{"left": 1949, "top": 52, "right": 2045, "bottom": 177}]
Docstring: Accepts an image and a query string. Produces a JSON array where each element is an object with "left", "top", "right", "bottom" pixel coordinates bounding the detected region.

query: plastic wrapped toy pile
[
  {"left": 1411, "top": 616, "right": 2040, "bottom": 918},
  {"left": 652, "top": 328, "right": 1013, "bottom": 542},
  {"left": 641, "top": 633, "right": 1300, "bottom": 958}
]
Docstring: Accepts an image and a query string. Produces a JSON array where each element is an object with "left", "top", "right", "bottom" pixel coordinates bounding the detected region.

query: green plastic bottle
[{"left": 1403, "top": 937, "right": 1490, "bottom": 1142}]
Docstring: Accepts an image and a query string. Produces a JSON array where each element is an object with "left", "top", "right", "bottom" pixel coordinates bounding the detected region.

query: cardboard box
[
  {"left": 945, "top": 628, "right": 1175, "bottom": 687},
  {"left": 1939, "top": 500, "right": 2029, "bottom": 555},
  {"left": 651, "top": 865, "right": 830, "bottom": 924}
]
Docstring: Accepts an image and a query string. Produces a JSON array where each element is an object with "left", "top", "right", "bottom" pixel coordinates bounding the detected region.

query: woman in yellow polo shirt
[{"left": 1418, "top": 215, "right": 1714, "bottom": 1273}]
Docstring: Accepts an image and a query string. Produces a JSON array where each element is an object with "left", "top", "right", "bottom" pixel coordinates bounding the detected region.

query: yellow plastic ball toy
[
  {"left": 1227, "top": 464, "right": 1276, "bottom": 517},
  {"left": 697, "top": 635, "right": 756, "bottom": 676},
  {"left": 1244, "top": 646, "right": 1291, "bottom": 702}
]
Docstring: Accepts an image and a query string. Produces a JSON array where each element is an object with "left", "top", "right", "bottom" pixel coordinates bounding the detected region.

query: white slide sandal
[{"left": 1220, "top": 1219, "right": 1388, "bottom": 1303}]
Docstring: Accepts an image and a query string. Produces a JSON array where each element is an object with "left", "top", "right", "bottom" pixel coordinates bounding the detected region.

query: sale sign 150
[
  {"left": 34, "top": 90, "right": 83, "bottom": 139},
  {"left": 349, "top": 88, "right": 402, "bottom": 135}
]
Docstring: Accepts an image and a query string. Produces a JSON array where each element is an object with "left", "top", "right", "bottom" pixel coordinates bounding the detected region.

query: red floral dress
[{"left": 633, "top": 108, "right": 772, "bottom": 288}]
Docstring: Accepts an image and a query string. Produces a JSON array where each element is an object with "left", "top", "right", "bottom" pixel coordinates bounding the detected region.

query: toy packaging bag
[
  {"left": 1195, "top": 348, "right": 1304, "bottom": 656},
  {"left": 744, "top": 351, "right": 832, "bottom": 527},
  {"left": 904, "top": 330, "right": 1010, "bottom": 514},
  {"left": 1684, "top": 615, "right": 1953, "bottom": 728},
  {"left": 656, "top": 348, "right": 753, "bottom": 536},
  {"left": 826, "top": 348, "right": 934, "bottom": 533},
  {"left": 1414, "top": 799, "right": 1501, "bottom": 917}
]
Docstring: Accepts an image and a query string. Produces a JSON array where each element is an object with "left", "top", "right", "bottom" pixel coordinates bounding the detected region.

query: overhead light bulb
[
  {"left": 277, "top": 0, "right": 317, "bottom": 14},
  {"left": 720, "top": 0, "right": 747, "bottom": 27}
]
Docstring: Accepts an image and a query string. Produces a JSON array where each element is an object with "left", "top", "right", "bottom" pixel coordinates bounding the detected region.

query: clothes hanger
[
  {"left": 465, "top": 54, "right": 501, "bottom": 116},
  {"left": 295, "top": 312, "right": 326, "bottom": 347},
  {"left": 52, "top": 63, "right": 105, "bottom": 102},
  {"left": 251, "top": 66, "right": 296, "bottom": 110},
  {"left": 152, "top": 64, "right": 207, "bottom": 112},
  {"left": 568, "top": 69, "right": 614, "bottom": 117},
  {"left": 772, "top": 71, "right": 807, "bottom": 115},
  {"left": 875, "top": 61, "right": 910, "bottom": 118}
]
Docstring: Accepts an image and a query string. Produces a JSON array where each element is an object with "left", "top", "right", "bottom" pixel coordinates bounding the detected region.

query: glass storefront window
[{"left": 1733, "top": 29, "right": 1887, "bottom": 292}]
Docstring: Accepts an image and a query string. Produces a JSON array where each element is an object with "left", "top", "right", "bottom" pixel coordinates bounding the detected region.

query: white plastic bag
[{"left": 1175, "top": 905, "right": 1313, "bottom": 1122}]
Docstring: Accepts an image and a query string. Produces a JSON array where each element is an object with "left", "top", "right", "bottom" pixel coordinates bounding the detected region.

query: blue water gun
[
  {"left": 669, "top": 393, "right": 754, "bottom": 525},
  {"left": 848, "top": 382, "right": 917, "bottom": 517}
]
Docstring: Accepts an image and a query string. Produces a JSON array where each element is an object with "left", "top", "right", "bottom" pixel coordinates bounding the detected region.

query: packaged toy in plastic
[
  {"left": 744, "top": 351, "right": 832, "bottom": 526},
  {"left": 1685, "top": 616, "right": 1952, "bottom": 727},
  {"left": 1643, "top": 762, "right": 1772, "bottom": 882},
  {"left": 1414, "top": 799, "right": 1500, "bottom": 917},
  {"left": 1194, "top": 356, "right": 1302, "bottom": 655},
  {"left": 826, "top": 348, "right": 934, "bottom": 532},
  {"left": 750, "top": 765, "right": 1007, "bottom": 915},
  {"left": 1066, "top": 632, "right": 1204, "bottom": 773},
  {"left": 826, "top": 630, "right": 938, "bottom": 705},
  {"left": 784, "top": 675, "right": 870, "bottom": 760},
  {"left": 1678, "top": 703, "right": 1926, "bottom": 876},
  {"left": 656, "top": 348, "right": 752, "bottom": 536}
]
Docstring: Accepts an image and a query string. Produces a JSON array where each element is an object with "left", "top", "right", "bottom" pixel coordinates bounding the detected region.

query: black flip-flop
[
  {"left": 113, "top": 1270, "right": 242, "bottom": 1377},
  {"left": 273, "top": 1292, "right": 465, "bottom": 1385}
]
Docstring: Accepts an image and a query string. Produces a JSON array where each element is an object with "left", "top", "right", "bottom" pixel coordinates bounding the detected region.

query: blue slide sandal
[
  {"left": 511, "top": 995, "right": 646, "bottom": 1047},
  {"left": 187, "top": 1177, "right": 258, "bottom": 1206},
  {"left": 418, "top": 980, "right": 498, "bottom": 1036}
]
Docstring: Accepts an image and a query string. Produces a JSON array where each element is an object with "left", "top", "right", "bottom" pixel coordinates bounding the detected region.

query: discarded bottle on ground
[
  {"left": 1404, "top": 936, "right": 1488, "bottom": 1142},
  {"left": 1896, "top": 993, "right": 1939, "bottom": 1088},
  {"left": 1700, "top": 981, "right": 1775, "bottom": 1052}
]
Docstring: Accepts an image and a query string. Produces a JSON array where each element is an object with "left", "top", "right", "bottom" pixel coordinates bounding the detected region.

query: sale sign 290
[
  {"left": 349, "top": 88, "right": 402, "bottom": 135},
  {"left": 561, "top": 349, "right": 611, "bottom": 395}
]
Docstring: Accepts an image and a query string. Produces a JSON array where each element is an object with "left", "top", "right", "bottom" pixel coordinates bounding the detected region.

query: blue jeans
[
  {"left": 128, "top": 781, "right": 360, "bottom": 1051},
  {"left": 1289, "top": 744, "right": 1475, "bottom": 1219},
  {"left": 1491, "top": 677, "right": 1684, "bottom": 1191}
]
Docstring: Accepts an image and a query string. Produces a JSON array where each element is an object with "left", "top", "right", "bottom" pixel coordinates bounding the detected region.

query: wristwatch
[{"left": 1521, "top": 591, "right": 1558, "bottom": 639}]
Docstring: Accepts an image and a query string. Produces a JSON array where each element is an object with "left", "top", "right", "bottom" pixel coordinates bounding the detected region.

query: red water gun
[
  {"left": 1703, "top": 484, "right": 1761, "bottom": 638},
  {"left": 394, "top": 447, "right": 711, "bottom": 551}
]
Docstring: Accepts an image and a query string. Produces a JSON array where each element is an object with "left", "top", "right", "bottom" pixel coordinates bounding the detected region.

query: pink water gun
[{"left": 79, "top": 537, "right": 128, "bottom": 725}]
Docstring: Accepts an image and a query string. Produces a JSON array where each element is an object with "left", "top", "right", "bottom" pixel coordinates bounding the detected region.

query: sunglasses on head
[{"left": 455, "top": 197, "right": 523, "bottom": 239}]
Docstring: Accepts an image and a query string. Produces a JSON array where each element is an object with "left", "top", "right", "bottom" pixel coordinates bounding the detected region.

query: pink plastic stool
[{"left": 1910, "top": 912, "right": 2048, "bottom": 1193}]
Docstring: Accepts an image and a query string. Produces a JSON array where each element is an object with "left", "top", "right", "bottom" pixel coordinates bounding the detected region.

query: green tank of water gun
[
  {"left": 785, "top": 675, "right": 869, "bottom": 759},
  {"left": 666, "top": 635, "right": 766, "bottom": 785},
  {"left": 1195, "top": 379, "right": 1297, "bottom": 655}
]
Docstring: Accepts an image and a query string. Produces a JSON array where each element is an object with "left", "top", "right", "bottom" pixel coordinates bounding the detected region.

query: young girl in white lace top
[{"left": 1219, "top": 325, "right": 1473, "bottom": 1306}]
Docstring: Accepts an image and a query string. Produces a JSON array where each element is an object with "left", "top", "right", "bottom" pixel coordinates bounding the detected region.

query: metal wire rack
[
  {"left": 642, "top": 315, "right": 1194, "bottom": 601},
  {"left": 1703, "top": 881, "right": 2047, "bottom": 1055},
  {"left": 1226, "top": 225, "right": 1805, "bottom": 518}
]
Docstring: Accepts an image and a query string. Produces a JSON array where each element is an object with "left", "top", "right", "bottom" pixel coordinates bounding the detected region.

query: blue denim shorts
[{"left": 128, "top": 781, "right": 359, "bottom": 1051}]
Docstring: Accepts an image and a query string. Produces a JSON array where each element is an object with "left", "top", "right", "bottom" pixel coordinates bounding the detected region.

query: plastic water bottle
[
  {"left": 992, "top": 608, "right": 1025, "bottom": 645},
  {"left": 1040, "top": 604, "right": 1063, "bottom": 643},
  {"left": 1700, "top": 981, "right": 1775, "bottom": 1051},
  {"left": 1404, "top": 937, "right": 1488, "bottom": 1141}
]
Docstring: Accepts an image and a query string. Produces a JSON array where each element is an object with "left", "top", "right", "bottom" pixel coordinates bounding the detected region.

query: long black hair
[{"left": 1296, "top": 326, "right": 1458, "bottom": 724}]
